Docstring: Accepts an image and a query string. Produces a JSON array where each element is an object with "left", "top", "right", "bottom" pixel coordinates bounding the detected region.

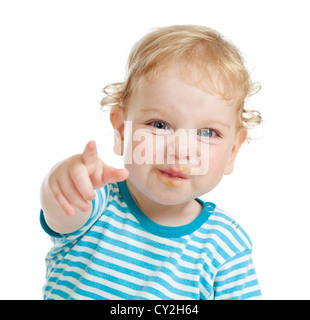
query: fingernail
[{"left": 66, "top": 208, "right": 74, "bottom": 216}]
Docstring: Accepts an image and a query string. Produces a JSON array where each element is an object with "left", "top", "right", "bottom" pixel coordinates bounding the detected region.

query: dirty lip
[{"left": 158, "top": 169, "right": 189, "bottom": 180}]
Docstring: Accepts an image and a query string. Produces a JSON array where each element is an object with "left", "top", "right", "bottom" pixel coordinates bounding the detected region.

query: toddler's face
[{"left": 112, "top": 63, "right": 246, "bottom": 206}]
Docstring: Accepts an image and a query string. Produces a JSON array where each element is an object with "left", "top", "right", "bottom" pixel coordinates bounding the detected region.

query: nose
[{"left": 167, "top": 129, "right": 199, "bottom": 164}]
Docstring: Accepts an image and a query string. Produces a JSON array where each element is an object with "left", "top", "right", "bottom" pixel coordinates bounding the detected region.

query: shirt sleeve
[{"left": 213, "top": 249, "right": 262, "bottom": 300}]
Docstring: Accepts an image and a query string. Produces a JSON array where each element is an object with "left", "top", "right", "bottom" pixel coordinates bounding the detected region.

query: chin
[{"left": 146, "top": 188, "right": 192, "bottom": 206}]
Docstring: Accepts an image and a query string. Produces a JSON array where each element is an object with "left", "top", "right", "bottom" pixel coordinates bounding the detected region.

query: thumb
[
  {"left": 82, "top": 140, "right": 99, "bottom": 174},
  {"left": 101, "top": 164, "right": 129, "bottom": 185}
]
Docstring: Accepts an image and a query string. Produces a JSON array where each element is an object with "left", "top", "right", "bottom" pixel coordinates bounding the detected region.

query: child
[{"left": 40, "top": 25, "right": 262, "bottom": 300}]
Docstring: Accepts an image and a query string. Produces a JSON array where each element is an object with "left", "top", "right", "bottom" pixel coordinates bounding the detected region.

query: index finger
[{"left": 82, "top": 141, "right": 99, "bottom": 174}]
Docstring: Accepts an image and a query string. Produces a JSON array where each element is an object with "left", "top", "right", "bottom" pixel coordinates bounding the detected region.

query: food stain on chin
[{"left": 156, "top": 171, "right": 183, "bottom": 188}]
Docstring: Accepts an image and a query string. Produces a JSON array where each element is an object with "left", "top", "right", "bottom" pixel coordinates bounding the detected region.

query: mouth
[
  {"left": 156, "top": 167, "right": 190, "bottom": 187},
  {"left": 158, "top": 169, "right": 189, "bottom": 180}
]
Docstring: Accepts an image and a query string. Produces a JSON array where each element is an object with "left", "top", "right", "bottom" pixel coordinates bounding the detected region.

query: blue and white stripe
[{"left": 41, "top": 181, "right": 261, "bottom": 300}]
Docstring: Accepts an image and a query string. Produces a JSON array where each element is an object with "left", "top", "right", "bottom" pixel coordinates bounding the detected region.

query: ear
[
  {"left": 224, "top": 128, "right": 247, "bottom": 175},
  {"left": 110, "top": 106, "right": 125, "bottom": 156}
]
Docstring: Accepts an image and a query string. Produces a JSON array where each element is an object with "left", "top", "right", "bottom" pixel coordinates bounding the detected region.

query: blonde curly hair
[{"left": 101, "top": 25, "right": 261, "bottom": 137}]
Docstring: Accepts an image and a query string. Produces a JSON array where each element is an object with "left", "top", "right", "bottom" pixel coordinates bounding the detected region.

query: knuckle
[
  {"left": 53, "top": 189, "right": 61, "bottom": 201},
  {"left": 49, "top": 182, "right": 60, "bottom": 200},
  {"left": 71, "top": 165, "right": 86, "bottom": 183},
  {"left": 64, "top": 187, "right": 76, "bottom": 200}
]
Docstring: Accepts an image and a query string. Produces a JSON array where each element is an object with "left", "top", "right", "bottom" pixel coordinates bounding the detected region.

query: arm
[
  {"left": 213, "top": 250, "right": 262, "bottom": 300},
  {"left": 40, "top": 141, "right": 128, "bottom": 234}
]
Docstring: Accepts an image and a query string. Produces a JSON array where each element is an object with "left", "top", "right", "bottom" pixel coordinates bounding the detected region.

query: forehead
[
  {"left": 134, "top": 62, "right": 234, "bottom": 104},
  {"left": 126, "top": 62, "right": 238, "bottom": 126},
  {"left": 132, "top": 61, "right": 235, "bottom": 106}
]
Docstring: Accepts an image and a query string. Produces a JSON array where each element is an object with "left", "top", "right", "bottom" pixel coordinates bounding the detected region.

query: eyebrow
[
  {"left": 140, "top": 107, "right": 166, "bottom": 114},
  {"left": 203, "top": 119, "right": 231, "bottom": 129},
  {"left": 139, "top": 106, "right": 173, "bottom": 119}
]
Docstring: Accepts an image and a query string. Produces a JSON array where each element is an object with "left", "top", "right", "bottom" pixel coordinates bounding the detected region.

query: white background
[{"left": 1, "top": 0, "right": 309, "bottom": 300}]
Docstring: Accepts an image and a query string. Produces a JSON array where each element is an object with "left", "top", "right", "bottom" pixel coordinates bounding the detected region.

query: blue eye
[
  {"left": 150, "top": 121, "right": 169, "bottom": 130},
  {"left": 198, "top": 128, "right": 218, "bottom": 138}
]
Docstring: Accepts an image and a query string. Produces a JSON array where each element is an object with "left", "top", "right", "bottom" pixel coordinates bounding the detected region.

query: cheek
[
  {"left": 195, "top": 146, "right": 230, "bottom": 191},
  {"left": 121, "top": 129, "right": 157, "bottom": 174},
  {"left": 124, "top": 129, "right": 167, "bottom": 166},
  {"left": 208, "top": 144, "right": 232, "bottom": 171}
]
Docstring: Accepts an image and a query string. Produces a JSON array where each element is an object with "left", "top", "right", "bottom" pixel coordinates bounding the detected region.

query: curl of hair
[{"left": 100, "top": 82, "right": 124, "bottom": 112}]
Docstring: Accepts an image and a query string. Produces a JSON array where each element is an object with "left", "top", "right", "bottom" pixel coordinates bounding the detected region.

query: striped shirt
[{"left": 40, "top": 180, "right": 261, "bottom": 300}]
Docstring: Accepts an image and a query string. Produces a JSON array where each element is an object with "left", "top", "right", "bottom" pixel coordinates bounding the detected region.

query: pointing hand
[{"left": 48, "top": 141, "right": 128, "bottom": 216}]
